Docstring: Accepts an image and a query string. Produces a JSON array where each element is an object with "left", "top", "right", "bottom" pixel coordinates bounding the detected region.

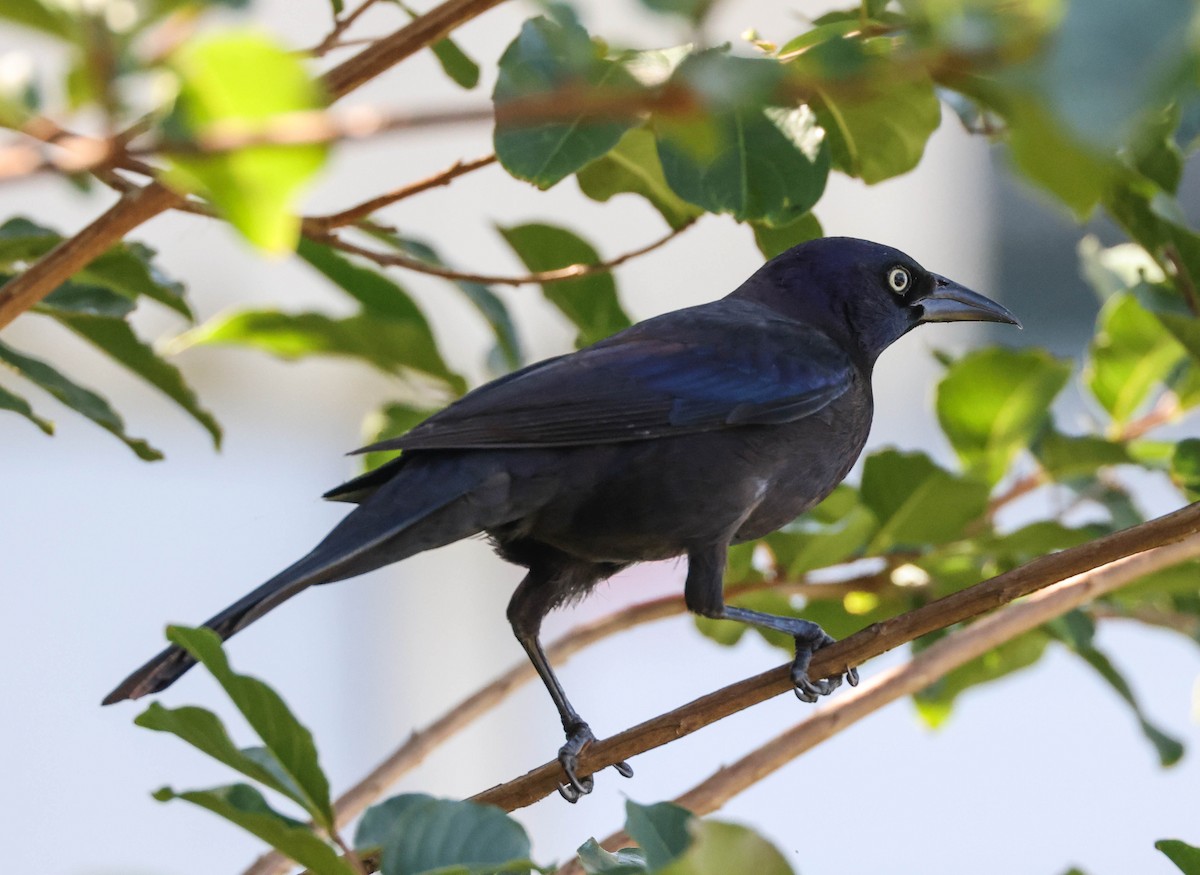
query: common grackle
[{"left": 104, "top": 237, "right": 1018, "bottom": 800}]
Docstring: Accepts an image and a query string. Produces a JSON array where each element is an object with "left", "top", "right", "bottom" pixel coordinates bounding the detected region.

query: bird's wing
[{"left": 357, "top": 306, "right": 855, "bottom": 453}]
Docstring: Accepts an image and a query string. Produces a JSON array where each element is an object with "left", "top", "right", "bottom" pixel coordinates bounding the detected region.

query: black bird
[{"left": 104, "top": 237, "right": 1018, "bottom": 799}]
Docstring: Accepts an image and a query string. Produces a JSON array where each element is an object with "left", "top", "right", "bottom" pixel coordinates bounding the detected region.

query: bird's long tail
[{"left": 102, "top": 457, "right": 510, "bottom": 704}]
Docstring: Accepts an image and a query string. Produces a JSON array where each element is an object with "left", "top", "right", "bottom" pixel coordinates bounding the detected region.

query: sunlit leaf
[
  {"left": 1087, "top": 293, "right": 1186, "bottom": 426},
  {"left": 936, "top": 347, "right": 1071, "bottom": 485},
  {"left": 1171, "top": 438, "right": 1200, "bottom": 500},
  {"left": 0, "top": 0, "right": 72, "bottom": 38},
  {"left": 165, "top": 32, "right": 327, "bottom": 253},
  {"left": 0, "top": 338, "right": 161, "bottom": 460},
  {"left": 657, "top": 820, "right": 794, "bottom": 875},
  {"left": 750, "top": 213, "right": 822, "bottom": 260}
]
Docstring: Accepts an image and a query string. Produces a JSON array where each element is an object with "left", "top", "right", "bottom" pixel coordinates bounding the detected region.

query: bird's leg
[
  {"left": 685, "top": 544, "right": 859, "bottom": 702},
  {"left": 507, "top": 571, "right": 633, "bottom": 802}
]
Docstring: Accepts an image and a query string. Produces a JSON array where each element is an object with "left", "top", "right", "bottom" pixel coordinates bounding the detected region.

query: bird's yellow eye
[{"left": 887, "top": 266, "right": 910, "bottom": 294}]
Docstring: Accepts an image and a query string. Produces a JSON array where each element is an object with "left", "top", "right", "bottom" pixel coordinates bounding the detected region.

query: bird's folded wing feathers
[{"left": 356, "top": 313, "right": 854, "bottom": 452}]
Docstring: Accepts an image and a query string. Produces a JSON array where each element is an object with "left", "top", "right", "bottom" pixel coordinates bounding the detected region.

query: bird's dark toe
[
  {"left": 847, "top": 666, "right": 860, "bottom": 687},
  {"left": 614, "top": 760, "right": 634, "bottom": 778}
]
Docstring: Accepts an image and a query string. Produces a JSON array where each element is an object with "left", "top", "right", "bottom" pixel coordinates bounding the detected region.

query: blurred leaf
[
  {"left": 800, "top": 38, "right": 942, "bottom": 184},
  {"left": 1171, "top": 438, "right": 1200, "bottom": 500},
  {"left": 1023, "top": 0, "right": 1194, "bottom": 149},
  {"left": 751, "top": 213, "right": 822, "bottom": 260},
  {"left": 638, "top": 0, "right": 713, "bottom": 23},
  {"left": 983, "top": 521, "right": 1105, "bottom": 568},
  {"left": 657, "top": 820, "right": 794, "bottom": 875},
  {"left": 0, "top": 382, "right": 53, "bottom": 434},
  {"left": 1034, "top": 425, "right": 1131, "bottom": 480},
  {"left": 695, "top": 589, "right": 797, "bottom": 650},
  {"left": 397, "top": 2, "right": 479, "bottom": 88},
  {"left": 152, "top": 784, "right": 354, "bottom": 875},
  {"left": 936, "top": 347, "right": 1071, "bottom": 485},
  {"left": 165, "top": 626, "right": 335, "bottom": 829},
  {"left": 165, "top": 32, "right": 327, "bottom": 253},
  {"left": 1158, "top": 840, "right": 1200, "bottom": 875},
  {"left": 0, "top": 0, "right": 72, "bottom": 37},
  {"left": 48, "top": 313, "right": 221, "bottom": 447},
  {"left": 624, "top": 800, "right": 693, "bottom": 871},
  {"left": 359, "top": 401, "right": 439, "bottom": 472},
  {"left": 914, "top": 629, "right": 1050, "bottom": 728},
  {"left": 1087, "top": 293, "right": 1186, "bottom": 425},
  {"left": 33, "top": 280, "right": 136, "bottom": 318},
  {"left": 765, "top": 490, "right": 878, "bottom": 576},
  {"left": 860, "top": 449, "right": 990, "bottom": 552},
  {"left": 577, "top": 127, "right": 704, "bottom": 231},
  {"left": 493, "top": 16, "right": 640, "bottom": 189},
  {"left": 356, "top": 793, "right": 534, "bottom": 875},
  {"left": 363, "top": 233, "right": 522, "bottom": 372},
  {"left": 0, "top": 218, "right": 192, "bottom": 319},
  {"left": 0, "top": 338, "right": 161, "bottom": 460},
  {"left": 577, "top": 839, "right": 647, "bottom": 874},
  {"left": 655, "top": 54, "right": 828, "bottom": 225},
  {"left": 1068, "top": 638, "right": 1185, "bottom": 766},
  {"left": 136, "top": 702, "right": 316, "bottom": 807},
  {"left": 498, "top": 223, "right": 631, "bottom": 347}
]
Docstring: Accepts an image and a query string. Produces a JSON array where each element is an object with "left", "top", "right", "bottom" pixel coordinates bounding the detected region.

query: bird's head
[{"left": 730, "top": 237, "right": 1019, "bottom": 364}]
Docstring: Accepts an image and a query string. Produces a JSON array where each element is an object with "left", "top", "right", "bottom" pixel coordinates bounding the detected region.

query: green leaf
[
  {"left": 1171, "top": 438, "right": 1200, "bottom": 500},
  {"left": 750, "top": 213, "right": 822, "bottom": 260},
  {"left": 914, "top": 629, "right": 1050, "bottom": 728},
  {"left": 297, "top": 238, "right": 463, "bottom": 389},
  {"left": 1024, "top": 0, "right": 1195, "bottom": 149},
  {"left": 152, "top": 784, "right": 354, "bottom": 875},
  {"left": 1087, "top": 293, "right": 1187, "bottom": 425},
  {"left": 48, "top": 313, "right": 221, "bottom": 447},
  {"left": 801, "top": 39, "right": 942, "bottom": 184},
  {"left": 657, "top": 820, "right": 794, "bottom": 875},
  {"left": 655, "top": 54, "right": 829, "bottom": 225},
  {"left": 860, "top": 449, "right": 990, "bottom": 552},
  {"left": 498, "top": 223, "right": 631, "bottom": 347},
  {"left": 1034, "top": 425, "right": 1132, "bottom": 480},
  {"left": 638, "top": 0, "right": 713, "bottom": 23},
  {"left": 397, "top": 2, "right": 480, "bottom": 89},
  {"left": 576, "top": 127, "right": 703, "bottom": 231},
  {"left": 1157, "top": 840, "right": 1200, "bottom": 875},
  {"left": 165, "top": 626, "right": 335, "bottom": 829},
  {"left": 359, "top": 401, "right": 439, "bottom": 473},
  {"left": 0, "top": 338, "right": 161, "bottom": 460},
  {"left": 493, "top": 16, "right": 640, "bottom": 189},
  {"left": 936, "top": 347, "right": 1071, "bottom": 485},
  {"left": 363, "top": 233, "right": 522, "bottom": 372},
  {"left": 1069, "top": 641, "right": 1184, "bottom": 766},
  {"left": 0, "top": 0, "right": 72, "bottom": 37},
  {"left": 356, "top": 794, "right": 533, "bottom": 875},
  {"left": 165, "top": 31, "right": 327, "bottom": 253},
  {"left": 764, "top": 488, "right": 879, "bottom": 576},
  {"left": 624, "top": 800, "right": 693, "bottom": 871},
  {"left": 135, "top": 702, "right": 314, "bottom": 806},
  {"left": 0, "top": 382, "right": 53, "bottom": 434},
  {"left": 576, "top": 839, "right": 647, "bottom": 874},
  {"left": 35, "top": 280, "right": 137, "bottom": 318}
]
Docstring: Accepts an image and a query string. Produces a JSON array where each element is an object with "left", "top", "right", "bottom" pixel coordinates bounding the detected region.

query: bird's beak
[{"left": 917, "top": 274, "right": 1021, "bottom": 327}]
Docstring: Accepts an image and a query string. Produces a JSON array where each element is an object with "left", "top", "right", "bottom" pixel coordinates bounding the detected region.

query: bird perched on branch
[{"left": 104, "top": 237, "right": 1018, "bottom": 800}]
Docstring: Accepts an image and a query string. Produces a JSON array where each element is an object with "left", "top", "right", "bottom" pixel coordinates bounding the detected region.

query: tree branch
[
  {"left": 311, "top": 218, "right": 697, "bottom": 286},
  {"left": 468, "top": 501, "right": 1200, "bottom": 812},
  {"left": 0, "top": 0, "right": 512, "bottom": 329},
  {"left": 557, "top": 533, "right": 1200, "bottom": 875}
]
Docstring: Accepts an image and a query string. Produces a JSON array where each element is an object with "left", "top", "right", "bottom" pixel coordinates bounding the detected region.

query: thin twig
[
  {"left": 312, "top": 218, "right": 697, "bottom": 286},
  {"left": 557, "top": 533, "right": 1200, "bottom": 875},
  {"left": 467, "top": 501, "right": 1200, "bottom": 812},
  {"left": 1088, "top": 603, "right": 1200, "bottom": 637},
  {"left": 1163, "top": 244, "right": 1200, "bottom": 317},
  {"left": 304, "top": 154, "right": 496, "bottom": 233},
  {"left": 1121, "top": 391, "right": 1181, "bottom": 440},
  {"left": 0, "top": 0, "right": 515, "bottom": 328},
  {"left": 310, "top": 0, "right": 387, "bottom": 58}
]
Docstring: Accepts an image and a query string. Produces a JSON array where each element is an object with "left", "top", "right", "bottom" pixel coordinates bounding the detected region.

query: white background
[{"left": 1, "top": 2, "right": 1197, "bottom": 874}]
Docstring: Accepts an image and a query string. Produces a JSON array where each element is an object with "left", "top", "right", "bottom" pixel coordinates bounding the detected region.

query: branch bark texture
[{"left": 470, "top": 501, "right": 1200, "bottom": 812}]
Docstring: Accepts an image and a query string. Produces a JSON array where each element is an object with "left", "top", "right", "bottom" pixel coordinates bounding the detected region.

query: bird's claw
[
  {"left": 555, "top": 722, "right": 634, "bottom": 803},
  {"left": 790, "top": 629, "right": 857, "bottom": 701}
]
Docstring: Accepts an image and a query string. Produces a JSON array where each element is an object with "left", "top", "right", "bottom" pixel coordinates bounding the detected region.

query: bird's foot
[
  {"left": 556, "top": 721, "right": 634, "bottom": 803},
  {"left": 791, "top": 624, "right": 859, "bottom": 703}
]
